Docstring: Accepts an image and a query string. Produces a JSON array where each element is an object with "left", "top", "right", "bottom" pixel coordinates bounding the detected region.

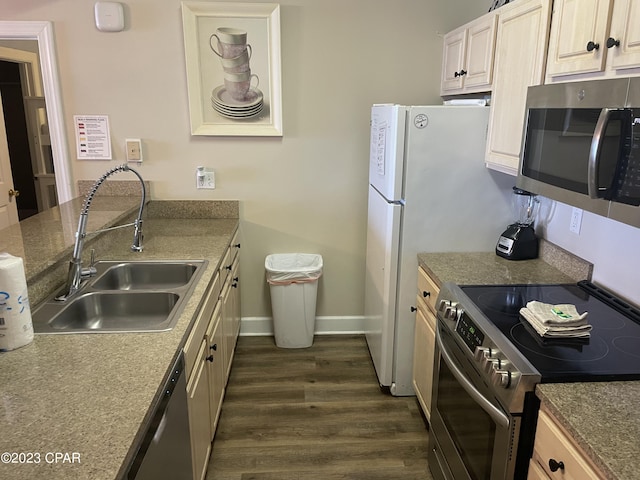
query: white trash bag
[{"left": 265, "top": 253, "right": 323, "bottom": 285}]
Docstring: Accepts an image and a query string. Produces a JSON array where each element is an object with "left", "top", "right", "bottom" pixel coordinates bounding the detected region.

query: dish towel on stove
[{"left": 519, "top": 301, "right": 591, "bottom": 338}]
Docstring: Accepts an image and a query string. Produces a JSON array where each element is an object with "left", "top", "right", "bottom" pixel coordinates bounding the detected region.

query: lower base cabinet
[
  {"left": 528, "top": 408, "right": 605, "bottom": 479},
  {"left": 187, "top": 339, "right": 213, "bottom": 480},
  {"left": 184, "top": 231, "right": 241, "bottom": 480},
  {"left": 412, "top": 266, "right": 440, "bottom": 421},
  {"left": 412, "top": 301, "right": 436, "bottom": 419}
]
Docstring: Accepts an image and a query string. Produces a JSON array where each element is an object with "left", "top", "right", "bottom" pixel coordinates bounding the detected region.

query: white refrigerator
[{"left": 364, "top": 104, "right": 514, "bottom": 396}]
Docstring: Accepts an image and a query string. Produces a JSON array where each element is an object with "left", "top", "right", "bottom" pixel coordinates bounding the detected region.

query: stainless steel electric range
[{"left": 428, "top": 280, "right": 640, "bottom": 480}]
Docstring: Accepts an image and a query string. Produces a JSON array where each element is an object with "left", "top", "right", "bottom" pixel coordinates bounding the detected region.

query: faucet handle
[{"left": 81, "top": 249, "right": 98, "bottom": 277}]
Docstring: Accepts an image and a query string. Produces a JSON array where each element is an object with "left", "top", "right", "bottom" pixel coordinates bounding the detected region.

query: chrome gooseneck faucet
[{"left": 58, "top": 164, "right": 146, "bottom": 300}]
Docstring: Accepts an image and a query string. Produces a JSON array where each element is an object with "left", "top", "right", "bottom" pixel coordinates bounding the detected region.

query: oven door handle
[{"left": 436, "top": 327, "right": 510, "bottom": 429}]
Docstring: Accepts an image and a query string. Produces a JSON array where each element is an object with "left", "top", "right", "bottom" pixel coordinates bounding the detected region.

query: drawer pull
[
  {"left": 606, "top": 37, "right": 620, "bottom": 48},
  {"left": 210, "top": 343, "right": 218, "bottom": 351},
  {"left": 410, "top": 306, "right": 417, "bottom": 312},
  {"left": 586, "top": 40, "right": 600, "bottom": 52},
  {"left": 233, "top": 243, "right": 241, "bottom": 248},
  {"left": 422, "top": 290, "right": 430, "bottom": 298},
  {"left": 206, "top": 355, "right": 214, "bottom": 362},
  {"left": 548, "top": 459, "right": 565, "bottom": 472}
]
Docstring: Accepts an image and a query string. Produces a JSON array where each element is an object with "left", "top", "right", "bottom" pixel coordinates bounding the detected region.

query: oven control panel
[{"left": 437, "top": 298, "right": 516, "bottom": 390}]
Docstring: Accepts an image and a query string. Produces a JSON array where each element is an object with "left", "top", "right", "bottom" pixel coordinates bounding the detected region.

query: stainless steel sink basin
[
  {"left": 48, "top": 291, "right": 179, "bottom": 331},
  {"left": 32, "top": 260, "right": 207, "bottom": 334},
  {"left": 91, "top": 262, "right": 199, "bottom": 290}
]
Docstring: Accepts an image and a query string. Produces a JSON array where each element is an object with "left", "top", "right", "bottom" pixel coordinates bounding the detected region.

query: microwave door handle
[
  {"left": 435, "top": 327, "right": 510, "bottom": 429},
  {"left": 588, "top": 108, "right": 611, "bottom": 199}
]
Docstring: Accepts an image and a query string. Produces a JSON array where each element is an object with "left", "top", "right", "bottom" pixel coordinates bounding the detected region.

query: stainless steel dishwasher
[{"left": 121, "top": 352, "right": 193, "bottom": 480}]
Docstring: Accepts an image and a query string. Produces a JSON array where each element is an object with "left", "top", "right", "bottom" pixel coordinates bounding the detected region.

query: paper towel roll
[{"left": 0, "top": 253, "right": 34, "bottom": 351}]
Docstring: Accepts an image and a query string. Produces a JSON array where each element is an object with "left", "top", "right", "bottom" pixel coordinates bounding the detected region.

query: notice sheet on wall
[{"left": 74, "top": 115, "right": 112, "bottom": 160}]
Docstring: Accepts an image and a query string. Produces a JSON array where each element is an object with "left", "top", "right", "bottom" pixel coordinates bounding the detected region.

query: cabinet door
[
  {"left": 609, "top": 0, "right": 640, "bottom": 70},
  {"left": 187, "top": 339, "right": 212, "bottom": 480},
  {"left": 221, "top": 278, "right": 234, "bottom": 381},
  {"left": 441, "top": 27, "right": 467, "bottom": 94},
  {"left": 546, "top": 0, "right": 613, "bottom": 77},
  {"left": 412, "top": 300, "right": 436, "bottom": 420},
  {"left": 206, "top": 303, "right": 225, "bottom": 437},
  {"left": 463, "top": 14, "right": 498, "bottom": 91},
  {"left": 486, "top": 0, "right": 552, "bottom": 174},
  {"left": 231, "top": 258, "right": 241, "bottom": 341}
]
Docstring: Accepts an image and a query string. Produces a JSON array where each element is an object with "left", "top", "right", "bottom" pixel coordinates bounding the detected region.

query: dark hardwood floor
[{"left": 206, "top": 335, "right": 433, "bottom": 480}]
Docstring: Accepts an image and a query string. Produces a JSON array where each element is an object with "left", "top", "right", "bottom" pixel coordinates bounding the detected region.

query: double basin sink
[{"left": 32, "top": 260, "right": 207, "bottom": 334}]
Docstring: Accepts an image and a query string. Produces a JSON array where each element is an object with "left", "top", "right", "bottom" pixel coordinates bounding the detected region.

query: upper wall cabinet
[
  {"left": 440, "top": 13, "right": 498, "bottom": 95},
  {"left": 485, "top": 0, "right": 552, "bottom": 174},
  {"left": 546, "top": 0, "right": 640, "bottom": 81}
]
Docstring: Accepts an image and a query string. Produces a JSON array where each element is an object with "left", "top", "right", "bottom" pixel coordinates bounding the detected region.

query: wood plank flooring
[{"left": 206, "top": 335, "right": 433, "bottom": 480}]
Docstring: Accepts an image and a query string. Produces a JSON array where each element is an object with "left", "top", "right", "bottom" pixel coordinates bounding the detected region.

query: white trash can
[{"left": 265, "top": 253, "right": 323, "bottom": 348}]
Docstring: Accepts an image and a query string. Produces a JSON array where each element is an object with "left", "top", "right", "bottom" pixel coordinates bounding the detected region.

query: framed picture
[{"left": 181, "top": 2, "right": 282, "bottom": 136}]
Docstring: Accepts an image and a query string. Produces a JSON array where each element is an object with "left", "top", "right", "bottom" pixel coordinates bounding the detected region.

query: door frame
[{"left": 0, "top": 21, "right": 73, "bottom": 204}]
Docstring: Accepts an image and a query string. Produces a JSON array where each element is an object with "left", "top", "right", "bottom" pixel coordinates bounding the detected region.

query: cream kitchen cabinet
[
  {"left": 220, "top": 231, "right": 241, "bottom": 381},
  {"left": 206, "top": 302, "right": 225, "bottom": 435},
  {"left": 528, "top": 407, "right": 605, "bottom": 479},
  {"left": 545, "top": 0, "right": 640, "bottom": 81},
  {"left": 412, "top": 267, "right": 440, "bottom": 421},
  {"left": 485, "top": 0, "right": 552, "bottom": 175},
  {"left": 183, "top": 228, "right": 241, "bottom": 480},
  {"left": 187, "top": 338, "right": 214, "bottom": 480},
  {"left": 440, "top": 13, "right": 498, "bottom": 95}
]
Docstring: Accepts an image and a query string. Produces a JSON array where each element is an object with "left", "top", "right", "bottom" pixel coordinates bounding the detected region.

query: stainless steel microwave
[{"left": 516, "top": 78, "right": 640, "bottom": 228}]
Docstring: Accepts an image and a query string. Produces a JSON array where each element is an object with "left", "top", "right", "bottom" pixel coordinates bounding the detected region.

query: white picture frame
[{"left": 181, "top": 2, "right": 282, "bottom": 136}]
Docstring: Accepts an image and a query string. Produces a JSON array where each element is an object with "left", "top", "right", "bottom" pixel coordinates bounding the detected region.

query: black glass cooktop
[{"left": 460, "top": 281, "right": 640, "bottom": 383}]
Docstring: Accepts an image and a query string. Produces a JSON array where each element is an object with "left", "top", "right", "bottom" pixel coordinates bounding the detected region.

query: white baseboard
[{"left": 239, "top": 316, "right": 366, "bottom": 336}]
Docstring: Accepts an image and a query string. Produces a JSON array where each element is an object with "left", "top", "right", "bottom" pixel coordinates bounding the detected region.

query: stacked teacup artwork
[{"left": 210, "top": 27, "right": 264, "bottom": 119}]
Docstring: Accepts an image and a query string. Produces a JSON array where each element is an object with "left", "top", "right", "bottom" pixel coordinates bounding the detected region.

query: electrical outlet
[
  {"left": 196, "top": 167, "right": 215, "bottom": 189},
  {"left": 125, "top": 138, "right": 142, "bottom": 162},
  {"left": 570, "top": 207, "right": 583, "bottom": 234}
]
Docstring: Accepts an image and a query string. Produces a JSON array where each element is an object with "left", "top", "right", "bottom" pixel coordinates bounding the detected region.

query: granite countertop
[
  {"left": 536, "top": 382, "right": 640, "bottom": 480},
  {"left": 418, "top": 247, "right": 639, "bottom": 480},
  {"left": 418, "top": 241, "right": 592, "bottom": 287},
  {"left": 0, "top": 198, "right": 239, "bottom": 480}
]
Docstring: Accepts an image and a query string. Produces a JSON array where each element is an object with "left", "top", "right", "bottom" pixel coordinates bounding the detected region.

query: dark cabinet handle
[
  {"left": 454, "top": 69, "right": 468, "bottom": 77},
  {"left": 233, "top": 276, "right": 239, "bottom": 282},
  {"left": 410, "top": 306, "right": 417, "bottom": 312},
  {"left": 233, "top": 243, "right": 241, "bottom": 249},
  {"left": 206, "top": 355, "right": 214, "bottom": 362},
  {"left": 232, "top": 282, "right": 238, "bottom": 288},
  {"left": 586, "top": 41, "right": 600, "bottom": 52},
  {"left": 606, "top": 37, "right": 620, "bottom": 48},
  {"left": 422, "top": 291, "right": 431, "bottom": 298},
  {"left": 225, "top": 265, "right": 232, "bottom": 271},
  {"left": 548, "top": 459, "right": 565, "bottom": 472},
  {"left": 210, "top": 343, "right": 217, "bottom": 351}
]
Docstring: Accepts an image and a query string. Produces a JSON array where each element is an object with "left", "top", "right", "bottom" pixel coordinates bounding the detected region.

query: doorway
[{"left": 0, "top": 55, "right": 57, "bottom": 221}]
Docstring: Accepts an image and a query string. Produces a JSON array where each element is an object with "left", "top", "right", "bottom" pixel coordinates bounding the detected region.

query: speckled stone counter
[
  {"left": 0, "top": 199, "right": 239, "bottom": 480},
  {"left": 418, "top": 240, "right": 592, "bottom": 287},
  {"left": 536, "top": 382, "right": 640, "bottom": 480}
]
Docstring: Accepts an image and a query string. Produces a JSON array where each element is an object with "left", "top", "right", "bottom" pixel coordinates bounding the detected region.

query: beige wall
[{"left": 3, "top": 0, "right": 488, "bottom": 319}]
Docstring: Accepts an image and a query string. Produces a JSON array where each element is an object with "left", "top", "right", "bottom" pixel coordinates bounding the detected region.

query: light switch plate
[
  {"left": 95, "top": 2, "right": 125, "bottom": 32},
  {"left": 125, "top": 138, "right": 142, "bottom": 162}
]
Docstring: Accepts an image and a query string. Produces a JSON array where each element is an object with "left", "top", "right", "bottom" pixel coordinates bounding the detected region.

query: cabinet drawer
[
  {"left": 417, "top": 267, "right": 440, "bottom": 314},
  {"left": 416, "top": 295, "right": 436, "bottom": 330},
  {"left": 532, "top": 409, "right": 602, "bottom": 479}
]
